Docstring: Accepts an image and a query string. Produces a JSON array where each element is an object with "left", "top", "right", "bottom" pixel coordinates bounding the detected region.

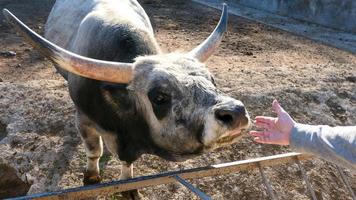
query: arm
[
  {"left": 290, "top": 124, "right": 356, "bottom": 170},
  {"left": 250, "top": 100, "right": 356, "bottom": 171}
]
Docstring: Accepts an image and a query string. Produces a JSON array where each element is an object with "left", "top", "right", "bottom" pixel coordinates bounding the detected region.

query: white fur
[{"left": 202, "top": 112, "right": 221, "bottom": 146}]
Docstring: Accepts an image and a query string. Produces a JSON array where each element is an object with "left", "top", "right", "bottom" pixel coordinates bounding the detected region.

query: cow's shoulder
[
  {"left": 45, "top": 0, "right": 153, "bottom": 49},
  {"left": 44, "top": 0, "right": 96, "bottom": 48}
]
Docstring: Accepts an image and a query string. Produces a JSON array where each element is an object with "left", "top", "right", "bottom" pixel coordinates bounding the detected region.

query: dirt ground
[{"left": 0, "top": 0, "right": 355, "bottom": 199}]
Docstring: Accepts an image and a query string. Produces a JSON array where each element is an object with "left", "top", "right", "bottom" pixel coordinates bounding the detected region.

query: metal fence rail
[{"left": 8, "top": 152, "right": 355, "bottom": 200}]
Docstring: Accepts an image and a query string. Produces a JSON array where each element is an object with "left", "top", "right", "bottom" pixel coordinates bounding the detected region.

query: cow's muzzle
[{"left": 214, "top": 100, "right": 250, "bottom": 130}]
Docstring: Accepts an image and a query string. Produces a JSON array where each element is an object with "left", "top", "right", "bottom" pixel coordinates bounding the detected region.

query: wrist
[{"left": 286, "top": 121, "right": 296, "bottom": 145}]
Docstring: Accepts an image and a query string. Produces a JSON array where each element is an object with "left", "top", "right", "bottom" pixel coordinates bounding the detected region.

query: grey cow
[{"left": 3, "top": 0, "right": 250, "bottom": 197}]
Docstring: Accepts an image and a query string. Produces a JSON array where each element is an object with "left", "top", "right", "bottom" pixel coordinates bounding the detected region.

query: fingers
[
  {"left": 255, "top": 116, "right": 277, "bottom": 131},
  {"left": 249, "top": 131, "right": 274, "bottom": 144},
  {"left": 254, "top": 136, "right": 275, "bottom": 144},
  {"left": 272, "top": 99, "right": 286, "bottom": 115},
  {"left": 255, "top": 116, "right": 276, "bottom": 125},
  {"left": 254, "top": 120, "right": 273, "bottom": 130},
  {"left": 249, "top": 130, "right": 266, "bottom": 137}
]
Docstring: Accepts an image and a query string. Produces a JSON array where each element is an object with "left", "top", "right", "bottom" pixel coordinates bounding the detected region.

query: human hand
[{"left": 249, "top": 100, "right": 296, "bottom": 146}]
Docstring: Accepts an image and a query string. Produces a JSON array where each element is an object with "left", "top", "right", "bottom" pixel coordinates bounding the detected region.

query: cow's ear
[{"left": 101, "top": 84, "right": 133, "bottom": 111}]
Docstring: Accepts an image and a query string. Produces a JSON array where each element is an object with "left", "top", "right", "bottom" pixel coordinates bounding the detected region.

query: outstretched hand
[{"left": 249, "top": 100, "right": 295, "bottom": 146}]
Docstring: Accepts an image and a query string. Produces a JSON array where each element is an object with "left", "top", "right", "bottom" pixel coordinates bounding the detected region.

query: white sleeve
[{"left": 290, "top": 123, "right": 356, "bottom": 171}]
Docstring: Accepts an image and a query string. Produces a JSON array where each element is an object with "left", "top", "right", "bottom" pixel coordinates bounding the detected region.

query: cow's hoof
[
  {"left": 121, "top": 189, "right": 144, "bottom": 200},
  {"left": 83, "top": 171, "right": 102, "bottom": 185}
]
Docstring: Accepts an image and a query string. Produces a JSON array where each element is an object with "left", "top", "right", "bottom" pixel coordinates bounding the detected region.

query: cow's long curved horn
[
  {"left": 3, "top": 9, "right": 134, "bottom": 84},
  {"left": 188, "top": 3, "right": 228, "bottom": 62}
]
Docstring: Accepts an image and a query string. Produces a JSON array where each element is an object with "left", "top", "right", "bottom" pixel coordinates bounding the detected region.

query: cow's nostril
[
  {"left": 214, "top": 105, "right": 246, "bottom": 128},
  {"left": 215, "top": 110, "right": 236, "bottom": 126},
  {"left": 216, "top": 112, "right": 234, "bottom": 124}
]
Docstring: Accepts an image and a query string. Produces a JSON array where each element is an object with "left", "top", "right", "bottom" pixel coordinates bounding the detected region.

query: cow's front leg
[
  {"left": 76, "top": 112, "right": 103, "bottom": 185},
  {"left": 120, "top": 162, "right": 143, "bottom": 200}
]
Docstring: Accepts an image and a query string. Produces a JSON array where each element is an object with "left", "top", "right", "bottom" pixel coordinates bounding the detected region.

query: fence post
[
  {"left": 258, "top": 163, "right": 278, "bottom": 200},
  {"left": 294, "top": 157, "right": 317, "bottom": 200},
  {"left": 336, "top": 165, "right": 356, "bottom": 200}
]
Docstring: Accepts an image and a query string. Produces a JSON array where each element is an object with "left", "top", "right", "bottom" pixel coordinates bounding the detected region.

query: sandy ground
[{"left": 0, "top": 0, "right": 355, "bottom": 199}]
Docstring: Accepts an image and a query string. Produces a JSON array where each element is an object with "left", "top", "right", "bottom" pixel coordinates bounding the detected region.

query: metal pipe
[
  {"left": 258, "top": 164, "right": 278, "bottom": 200},
  {"left": 336, "top": 165, "right": 356, "bottom": 200},
  {"left": 294, "top": 157, "right": 317, "bottom": 200},
  {"left": 172, "top": 175, "right": 211, "bottom": 200}
]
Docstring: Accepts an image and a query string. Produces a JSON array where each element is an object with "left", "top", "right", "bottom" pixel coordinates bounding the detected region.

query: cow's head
[{"left": 3, "top": 4, "right": 250, "bottom": 161}]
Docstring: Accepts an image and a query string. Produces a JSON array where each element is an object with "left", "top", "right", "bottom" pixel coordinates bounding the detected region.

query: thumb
[{"left": 272, "top": 99, "right": 285, "bottom": 116}]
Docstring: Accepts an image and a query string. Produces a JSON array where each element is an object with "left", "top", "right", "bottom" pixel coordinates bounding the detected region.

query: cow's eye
[
  {"left": 148, "top": 88, "right": 172, "bottom": 119},
  {"left": 148, "top": 88, "right": 171, "bottom": 106},
  {"left": 153, "top": 92, "right": 170, "bottom": 105}
]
